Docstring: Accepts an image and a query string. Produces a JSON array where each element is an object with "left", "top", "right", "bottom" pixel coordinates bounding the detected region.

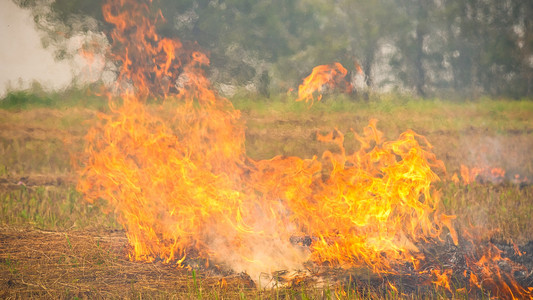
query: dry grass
[
  {"left": 1, "top": 226, "right": 458, "bottom": 299},
  {"left": 0, "top": 227, "right": 265, "bottom": 299},
  {"left": 0, "top": 226, "right": 378, "bottom": 299}
]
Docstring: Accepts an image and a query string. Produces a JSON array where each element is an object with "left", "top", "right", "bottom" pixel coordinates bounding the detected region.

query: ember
[{"left": 76, "top": 0, "right": 533, "bottom": 298}]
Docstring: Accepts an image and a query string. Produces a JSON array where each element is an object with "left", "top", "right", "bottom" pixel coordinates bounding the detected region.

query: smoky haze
[
  {"left": 3, "top": 0, "right": 533, "bottom": 98},
  {"left": 0, "top": 1, "right": 73, "bottom": 97},
  {"left": 0, "top": 1, "right": 111, "bottom": 98}
]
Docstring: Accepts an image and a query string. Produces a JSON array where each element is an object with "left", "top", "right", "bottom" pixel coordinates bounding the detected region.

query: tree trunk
[
  {"left": 363, "top": 49, "right": 375, "bottom": 88},
  {"left": 414, "top": 24, "right": 426, "bottom": 97}
]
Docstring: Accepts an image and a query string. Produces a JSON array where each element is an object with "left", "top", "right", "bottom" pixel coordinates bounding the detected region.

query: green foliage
[
  {"left": 50, "top": 0, "right": 103, "bottom": 21},
  {"left": 0, "top": 186, "right": 120, "bottom": 230},
  {"left": 0, "top": 84, "right": 107, "bottom": 110},
  {"left": 14, "top": 0, "right": 533, "bottom": 98},
  {"left": 0, "top": 90, "right": 53, "bottom": 110}
]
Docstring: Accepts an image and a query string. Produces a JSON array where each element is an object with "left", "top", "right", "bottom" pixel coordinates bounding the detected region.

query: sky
[{"left": 0, "top": 1, "right": 74, "bottom": 97}]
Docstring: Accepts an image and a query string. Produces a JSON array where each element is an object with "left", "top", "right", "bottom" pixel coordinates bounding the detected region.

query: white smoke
[{"left": 0, "top": 1, "right": 110, "bottom": 98}]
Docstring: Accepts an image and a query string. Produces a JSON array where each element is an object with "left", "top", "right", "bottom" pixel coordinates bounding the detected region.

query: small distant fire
[
  {"left": 296, "top": 62, "right": 352, "bottom": 104},
  {"left": 452, "top": 164, "right": 529, "bottom": 186},
  {"left": 76, "top": 0, "right": 533, "bottom": 298}
]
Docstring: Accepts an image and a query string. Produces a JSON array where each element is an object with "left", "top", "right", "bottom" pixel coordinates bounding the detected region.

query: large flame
[
  {"left": 79, "top": 102, "right": 456, "bottom": 274},
  {"left": 79, "top": 0, "right": 454, "bottom": 273},
  {"left": 249, "top": 121, "right": 458, "bottom": 272},
  {"left": 77, "top": 0, "right": 532, "bottom": 297}
]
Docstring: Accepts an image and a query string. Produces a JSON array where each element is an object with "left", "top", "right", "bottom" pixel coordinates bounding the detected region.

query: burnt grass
[{"left": 275, "top": 234, "right": 533, "bottom": 298}]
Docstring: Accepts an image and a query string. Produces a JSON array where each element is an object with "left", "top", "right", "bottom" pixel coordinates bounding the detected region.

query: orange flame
[
  {"left": 263, "top": 121, "right": 459, "bottom": 271},
  {"left": 81, "top": 3, "right": 459, "bottom": 269},
  {"left": 102, "top": 0, "right": 187, "bottom": 99},
  {"left": 296, "top": 62, "right": 352, "bottom": 104},
  {"left": 79, "top": 104, "right": 458, "bottom": 274},
  {"left": 432, "top": 269, "right": 453, "bottom": 292},
  {"left": 465, "top": 242, "right": 532, "bottom": 299},
  {"left": 457, "top": 164, "right": 506, "bottom": 185}
]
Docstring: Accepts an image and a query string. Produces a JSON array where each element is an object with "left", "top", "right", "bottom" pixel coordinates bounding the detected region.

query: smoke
[
  {"left": 0, "top": 1, "right": 112, "bottom": 98},
  {"left": 459, "top": 133, "right": 533, "bottom": 180},
  {"left": 0, "top": 1, "right": 71, "bottom": 97},
  {"left": 205, "top": 206, "right": 310, "bottom": 287},
  {"left": 207, "top": 232, "right": 309, "bottom": 287}
]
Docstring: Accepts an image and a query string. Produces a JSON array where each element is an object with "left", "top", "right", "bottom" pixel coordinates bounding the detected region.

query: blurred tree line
[{"left": 15, "top": 0, "right": 533, "bottom": 98}]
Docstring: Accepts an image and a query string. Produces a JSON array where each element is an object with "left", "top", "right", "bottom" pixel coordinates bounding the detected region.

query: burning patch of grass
[{"left": 1, "top": 93, "right": 533, "bottom": 298}]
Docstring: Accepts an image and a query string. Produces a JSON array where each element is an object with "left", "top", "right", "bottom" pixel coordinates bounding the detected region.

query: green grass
[
  {"left": 0, "top": 84, "right": 107, "bottom": 111},
  {"left": 0, "top": 185, "right": 120, "bottom": 230},
  {"left": 0, "top": 90, "right": 532, "bottom": 298},
  {"left": 234, "top": 93, "right": 533, "bottom": 134},
  {"left": 439, "top": 182, "right": 533, "bottom": 243}
]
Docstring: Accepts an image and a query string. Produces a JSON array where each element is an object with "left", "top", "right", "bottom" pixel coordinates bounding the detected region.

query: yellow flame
[{"left": 296, "top": 62, "right": 352, "bottom": 104}]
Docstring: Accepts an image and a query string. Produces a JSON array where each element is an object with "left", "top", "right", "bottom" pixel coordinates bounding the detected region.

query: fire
[
  {"left": 102, "top": 0, "right": 187, "bottom": 98},
  {"left": 453, "top": 164, "right": 506, "bottom": 185},
  {"left": 80, "top": 0, "right": 455, "bottom": 274},
  {"left": 76, "top": 0, "right": 532, "bottom": 298},
  {"left": 432, "top": 269, "right": 453, "bottom": 292},
  {"left": 264, "top": 121, "right": 459, "bottom": 272},
  {"left": 465, "top": 241, "right": 533, "bottom": 299},
  {"left": 77, "top": 92, "right": 246, "bottom": 264},
  {"left": 79, "top": 101, "right": 457, "bottom": 275},
  {"left": 296, "top": 62, "right": 352, "bottom": 104}
]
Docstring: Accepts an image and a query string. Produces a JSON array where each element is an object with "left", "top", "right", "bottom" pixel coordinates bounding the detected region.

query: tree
[
  {"left": 13, "top": 0, "right": 533, "bottom": 98},
  {"left": 437, "top": 0, "right": 530, "bottom": 97}
]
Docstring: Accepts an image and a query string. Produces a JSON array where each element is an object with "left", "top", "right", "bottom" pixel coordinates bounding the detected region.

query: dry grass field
[{"left": 1, "top": 93, "right": 532, "bottom": 298}]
